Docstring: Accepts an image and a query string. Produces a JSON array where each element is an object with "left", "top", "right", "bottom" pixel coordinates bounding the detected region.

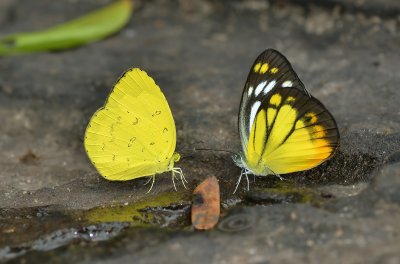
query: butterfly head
[
  {"left": 233, "top": 153, "right": 275, "bottom": 176},
  {"left": 172, "top": 152, "right": 180, "bottom": 162},
  {"left": 162, "top": 152, "right": 180, "bottom": 172}
]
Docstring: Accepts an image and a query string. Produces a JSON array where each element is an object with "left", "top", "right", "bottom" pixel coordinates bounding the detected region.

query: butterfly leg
[
  {"left": 245, "top": 170, "right": 250, "bottom": 191},
  {"left": 175, "top": 167, "right": 188, "bottom": 184},
  {"left": 172, "top": 168, "right": 187, "bottom": 189},
  {"left": 171, "top": 170, "right": 178, "bottom": 191},
  {"left": 233, "top": 170, "right": 245, "bottom": 194},
  {"left": 143, "top": 176, "right": 153, "bottom": 186},
  {"left": 145, "top": 175, "right": 156, "bottom": 194}
]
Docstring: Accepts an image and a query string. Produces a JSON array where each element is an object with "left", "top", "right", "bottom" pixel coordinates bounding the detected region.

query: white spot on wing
[
  {"left": 254, "top": 81, "right": 267, "bottom": 96},
  {"left": 248, "top": 86, "right": 253, "bottom": 97},
  {"left": 249, "top": 101, "right": 261, "bottom": 133},
  {"left": 282, "top": 80, "right": 293, "bottom": 87},
  {"left": 263, "top": 80, "right": 276, "bottom": 94}
]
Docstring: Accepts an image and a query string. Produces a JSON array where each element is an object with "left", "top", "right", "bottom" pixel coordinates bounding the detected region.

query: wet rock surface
[{"left": 0, "top": 0, "right": 399, "bottom": 263}]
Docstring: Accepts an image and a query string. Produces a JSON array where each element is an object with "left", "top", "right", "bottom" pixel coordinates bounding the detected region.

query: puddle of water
[
  {"left": 318, "top": 183, "right": 368, "bottom": 198},
  {"left": 0, "top": 222, "right": 128, "bottom": 260},
  {"left": 0, "top": 180, "right": 371, "bottom": 261},
  {"left": 244, "top": 181, "right": 329, "bottom": 206},
  {"left": 82, "top": 191, "right": 189, "bottom": 225},
  {"left": 0, "top": 191, "right": 190, "bottom": 261}
]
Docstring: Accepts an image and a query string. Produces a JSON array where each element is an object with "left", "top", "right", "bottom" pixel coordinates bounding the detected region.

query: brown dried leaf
[{"left": 191, "top": 176, "right": 220, "bottom": 230}]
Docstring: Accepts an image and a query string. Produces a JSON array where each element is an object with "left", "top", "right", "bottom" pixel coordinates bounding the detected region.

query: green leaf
[{"left": 0, "top": 0, "right": 133, "bottom": 55}]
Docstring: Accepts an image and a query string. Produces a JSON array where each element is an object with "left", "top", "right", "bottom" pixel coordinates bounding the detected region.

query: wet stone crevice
[{"left": 1, "top": 0, "right": 400, "bottom": 263}]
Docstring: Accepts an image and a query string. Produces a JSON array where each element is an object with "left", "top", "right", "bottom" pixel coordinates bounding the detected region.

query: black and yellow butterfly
[{"left": 233, "top": 49, "right": 340, "bottom": 192}]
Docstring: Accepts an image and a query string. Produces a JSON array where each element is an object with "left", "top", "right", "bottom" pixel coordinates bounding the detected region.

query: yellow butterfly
[
  {"left": 233, "top": 49, "right": 340, "bottom": 192},
  {"left": 84, "top": 68, "right": 185, "bottom": 191}
]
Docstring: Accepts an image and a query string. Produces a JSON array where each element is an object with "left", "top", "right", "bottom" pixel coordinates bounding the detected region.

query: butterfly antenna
[
  {"left": 269, "top": 167, "right": 285, "bottom": 181},
  {"left": 194, "top": 148, "right": 236, "bottom": 155}
]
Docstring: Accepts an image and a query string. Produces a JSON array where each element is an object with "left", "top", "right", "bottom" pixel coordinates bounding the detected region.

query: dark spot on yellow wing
[
  {"left": 117, "top": 116, "right": 122, "bottom": 123},
  {"left": 112, "top": 155, "right": 116, "bottom": 161},
  {"left": 128, "top": 137, "right": 136, "bottom": 147},
  {"left": 163, "top": 128, "right": 168, "bottom": 133},
  {"left": 101, "top": 143, "right": 105, "bottom": 150},
  {"left": 132, "top": 117, "right": 139, "bottom": 125},
  {"left": 141, "top": 148, "right": 145, "bottom": 152},
  {"left": 152, "top": 110, "right": 162, "bottom": 117},
  {"left": 150, "top": 142, "right": 155, "bottom": 145}
]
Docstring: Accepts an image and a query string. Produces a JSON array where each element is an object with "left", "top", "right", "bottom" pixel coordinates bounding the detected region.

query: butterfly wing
[
  {"left": 245, "top": 87, "right": 339, "bottom": 175},
  {"left": 238, "top": 49, "right": 339, "bottom": 175},
  {"left": 239, "top": 49, "right": 309, "bottom": 154},
  {"left": 84, "top": 68, "right": 177, "bottom": 181}
]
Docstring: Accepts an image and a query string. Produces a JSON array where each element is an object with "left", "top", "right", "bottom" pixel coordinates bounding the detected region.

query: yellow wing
[
  {"left": 84, "top": 68, "right": 178, "bottom": 181},
  {"left": 244, "top": 87, "right": 339, "bottom": 175}
]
